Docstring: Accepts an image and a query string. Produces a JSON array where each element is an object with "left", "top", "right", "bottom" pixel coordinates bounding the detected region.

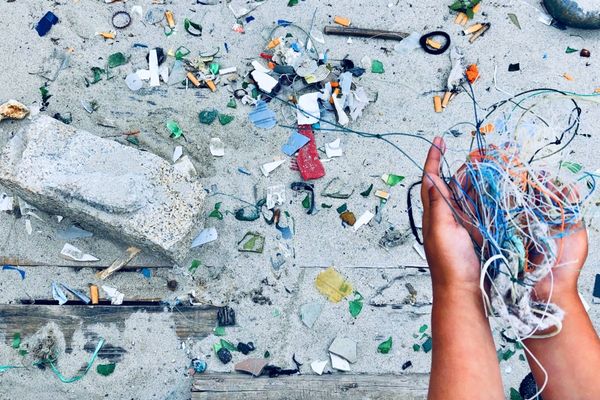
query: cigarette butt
[
  {"left": 331, "top": 88, "right": 340, "bottom": 104},
  {"left": 330, "top": 81, "right": 340, "bottom": 88},
  {"left": 187, "top": 72, "right": 201, "bottom": 87},
  {"left": 333, "top": 16, "right": 351, "bottom": 27},
  {"left": 267, "top": 37, "right": 281, "bottom": 49},
  {"left": 455, "top": 13, "right": 465, "bottom": 24},
  {"left": 98, "top": 31, "right": 116, "bottom": 39},
  {"left": 563, "top": 73, "right": 574, "bottom": 81},
  {"left": 90, "top": 284, "right": 99, "bottom": 305},
  {"left": 442, "top": 91, "right": 452, "bottom": 108},
  {"left": 375, "top": 190, "right": 390, "bottom": 200},
  {"left": 468, "top": 23, "right": 490, "bottom": 43},
  {"left": 433, "top": 96, "right": 442, "bottom": 113},
  {"left": 165, "top": 10, "right": 175, "bottom": 29},
  {"left": 595, "top": 88, "right": 600, "bottom": 93},
  {"left": 460, "top": 14, "right": 468, "bottom": 26},
  {"left": 205, "top": 79, "right": 217, "bottom": 92},
  {"left": 473, "top": 2, "right": 481, "bottom": 13},
  {"left": 464, "top": 23, "right": 483, "bottom": 35},
  {"left": 425, "top": 38, "right": 442, "bottom": 50}
]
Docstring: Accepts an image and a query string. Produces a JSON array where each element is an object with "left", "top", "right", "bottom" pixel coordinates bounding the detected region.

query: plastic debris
[
  {"left": 311, "top": 360, "right": 328, "bottom": 375},
  {"left": 238, "top": 231, "right": 265, "bottom": 253},
  {"left": 148, "top": 49, "right": 160, "bottom": 87},
  {"left": 300, "top": 302, "right": 323, "bottom": 328},
  {"left": 371, "top": 59, "right": 384, "bottom": 74},
  {"left": 261, "top": 159, "right": 286, "bottom": 177},
  {"left": 348, "top": 292, "right": 363, "bottom": 318},
  {"left": 378, "top": 337, "right": 393, "bottom": 354},
  {"left": 125, "top": 73, "right": 143, "bottom": 91},
  {"left": 0, "top": 100, "right": 30, "bottom": 122},
  {"left": 329, "top": 336, "right": 357, "bottom": 363},
  {"left": 235, "top": 358, "right": 269, "bottom": 377},
  {"left": 11, "top": 333, "right": 21, "bottom": 349},
  {"left": 96, "top": 363, "right": 116, "bottom": 377},
  {"left": 2, "top": 265, "right": 25, "bottom": 280},
  {"left": 394, "top": 31, "right": 422, "bottom": 54},
  {"left": 291, "top": 182, "right": 317, "bottom": 215},
  {"left": 36, "top": 11, "right": 59, "bottom": 37},
  {"left": 237, "top": 341, "right": 255, "bottom": 355},
  {"left": 108, "top": 52, "right": 128, "bottom": 68},
  {"left": 297, "top": 93, "right": 321, "bottom": 125},
  {"left": 191, "top": 227, "right": 218, "bottom": 248},
  {"left": 209, "top": 202, "right": 224, "bottom": 220},
  {"left": 184, "top": 18, "right": 203, "bottom": 36},
  {"left": 593, "top": 274, "right": 600, "bottom": 298},
  {"left": 102, "top": 285, "right": 124, "bottom": 305},
  {"left": 217, "top": 306, "right": 236, "bottom": 326},
  {"left": 330, "top": 353, "right": 350, "bottom": 371},
  {"left": 56, "top": 225, "right": 93, "bottom": 240},
  {"left": 282, "top": 131, "right": 310, "bottom": 156},
  {"left": 217, "top": 348, "right": 232, "bottom": 364},
  {"left": 199, "top": 109, "right": 219, "bottom": 125},
  {"left": 189, "top": 259, "right": 201, "bottom": 274},
  {"left": 52, "top": 281, "right": 68, "bottom": 305},
  {"left": 174, "top": 156, "right": 197, "bottom": 178},
  {"left": 296, "top": 125, "right": 325, "bottom": 180},
  {"left": 353, "top": 211, "right": 374, "bottom": 231},
  {"left": 166, "top": 120, "right": 183, "bottom": 138},
  {"left": 60, "top": 243, "right": 99, "bottom": 262},
  {"left": 402, "top": 360, "right": 413, "bottom": 370},
  {"left": 209, "top": 138, "right": 225, "bottom": 157},
  {"left": 251, "top": 70, "right": 279, "bottom": 93},
  {"left": 173, "top": 146, "right": 183, "bottom": 162},
  {"left": 96, "top": 247, "right": 141, "bottom": 280},
  {"left": 218, "top": 114, "right": 234, "bottom": 125},
  {"left": 322, "top": 178, "right": 353, "bottom": 199},
  {"left": 191, "top": 359, "right": 207, "bottom": 374},
  {"left": 324, "top": 138, "right": 343, "bottom": 158},
  {"left": 249, "top": 101, "right": 277, "bottom": 129},
  {"left": 315, "top": 267, "right": 353, "bottom": 303}
]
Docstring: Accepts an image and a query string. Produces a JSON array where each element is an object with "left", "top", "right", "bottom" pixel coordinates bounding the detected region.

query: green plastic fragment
[
  {"left": 175, "top": 46, "right": 191, "bottom": 60},
  {"left": 199, "top": 109, "right": 218, "bottom": 125},
  {"left": 422, "top": 336, "right": 433, "bottom": 353},
  {"left": 418, "top": 324, "right": 428, "bottom": 333},
  {"left": 213, "top": 326, "right": 226, "bottom": 336},
  {"left": 560, "top": 161, "right": 582, "bottom": 173},
  {"left": 321, "top": 203, "right": 332, "bottom": 209},
  {"left": 371, "top": 59, "right": 384, "bottom": 74},
  {"left": 502, "top": 349, "right": 516, "bottom": 361},
  {"left": 336, "top": 203, "right": 348, "bottom": 214},
  {"left": 239, "top": 232, "right": 265, "bottom": 253},
  {"left": 220, "top": 339, "right": 236, "bottom": 352},
  {"left": 209, "top": 62, "right": 220, "bottom": 75},
  {"left": 348, "top": 291, "right": 363, "bottom": 318},
  {"left": 251, "top": 88, "right": 259, "bottom": 99},
  {"left": 213, "top": 342, "right": 223, "bottom": 353},
  {"left": 264, "top": 351, "right": 270, "bottom": 358},
  {"left": 166, "top": 120, "right": 183, "bottom": 138},
  {"left": 184, "top": 18, "right": 202, "bottom": 36},
  {"left": 209, "top": 202, "right": 224, "bottom": 220},
  {"left": 189, "top": 259, "right": 201, "bottom": 274},
  {"left": 288, "top": 0, "right": 298, "bottom": 6},
  {"left": 382, "top": 173, "right": 405, "bottom": 186},
  {"left": 227, "top": 98, "right": 237, "bottom": 109},
  {"left": 40, "top": 86, "right": 51, "bottom": 103},
  {"left": 96, "top": 363, "right": 116, "bottom": 376},
  {"left": 108, "top": 52, "right": 128, "bottom": 68},
  {"left": 507, "top": 13, "right": 521, "bottom": 29},
  {"left": 11, "top": 333, "right": 20, "bottom": 349},
  {"left": 378, "top": 337, "right": 393, "bottom": 354},
  {"left": 566, "top": 47, "right": 578, "bottom": 54},
  {"left": 412, "top": 344, "right": 420, "bottom": 352},
  {"left": 90, "top": 67, "right": 105, "bottom": 84},
  {"left": 126, "top": 136, "right": 139, "bottom": 146},
  {"left": 360, "top": 184, "right": 373, "bottom": 197},
  {"left": 18, "top": 349, "right": 28, "bottom": 357},
  {"left": 510, "top": 388, "right": 523, "bottom": 400},
  {"left": 302, "top": 194, "right": 311, "bottom": 209},
  {"left": 218, "top": 114, "right": 234, "bottom": 125},
  {"left": 518, "top": 354, "right": 526, "bottom": 362}
]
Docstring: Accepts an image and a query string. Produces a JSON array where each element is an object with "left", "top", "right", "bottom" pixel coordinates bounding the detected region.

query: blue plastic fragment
[
  {"left": 291, "top": 42, "right": 301, "bottom": 52},
  {"left": 238, "top": 167, "right": 251, "bottom": 175},
  {"left": 248, "top": 101, "right": 277, "bottom": 129},
  {"left": 2, "top": 265, "right": 25, "bottom": 280},
  {"left": 141, "top": 268, "right": 152, "bottom": 279},
  {"left": 593, "top": 274, "right": 600, "bottom": 298},
  {"left": 281, "top": 131, "right": 310, "bottom": 156},
  {"left": 36, "top": 11, "right": 59, "bottom": 37},
  {"left": 245, "top": 15, "right": 255, "bottom": 23},
  {"left": 192, "top": 359, "right": 207, "bottom": 373},
  {"left": 277, "top": 19, "right": 292, "bottom": 27},
  {"left": 224, "top": 43, "right": 229, "bottom": 53},
  {"left": 133, "top": 43, "right": 149, "bottom": 48}
]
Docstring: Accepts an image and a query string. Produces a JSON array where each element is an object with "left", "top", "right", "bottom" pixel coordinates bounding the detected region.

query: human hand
[{"left": 421, "top": 137, "right": 480, "bottom": 292}]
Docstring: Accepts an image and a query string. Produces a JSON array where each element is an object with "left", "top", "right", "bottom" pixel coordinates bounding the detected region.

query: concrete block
[{"left": 0, "top": 116, "right": 205, "bottom": 263}]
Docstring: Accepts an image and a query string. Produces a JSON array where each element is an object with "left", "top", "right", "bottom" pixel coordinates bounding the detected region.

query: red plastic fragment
[
  {"left": 296, "top": 125, "right": 325, "bottom": 181},
  {"left": 259, "top": 52, "right": 273, "bottom": 60}
]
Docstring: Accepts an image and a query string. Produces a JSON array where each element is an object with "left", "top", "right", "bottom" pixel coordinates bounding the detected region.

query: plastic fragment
[
  {"left": 593, "top": 274, "right": 600, "bottom": 298},
  {"left": 166, "top": 120, "right": 183, "bottom": 138},
  {"left": 36, "top": 11, "right": 59, "bottom": 37},
  {"left": 329, "top": 337, "right": 357, "bottom": 363},
  {"left": 218, "top": 114, "right": 234, "bottom": 125},
  {"left": 125, "top": 72, "right": 143, "bottom": 91},
  {"left": 199, "top": 109, "right": 218, "bottom": 124},
  {"left": 11, "top": 333, "right": 21, "bottom": 349},
  {"left": 173, "top": 146, "right": 183, "bottom": 162},
  {"left": 422, "top": 336, "right": 433, "bottom": 353},
  {"left": 371, "top": 59, "right": 384, "bottom": 74},
  {"left": 57, "top": 225, "right": 93, "bottom": 240},
  {"left": 209, "top": 138, "right": 225, "bottom": 157},
  {"left": 311, "top": 360, "right": 328, "bottom": 375},
  {"left": 378, "top": 337, "right": 393, "bottom": 354},
  {"left": 102, "top": 285, "right": 124, "bottom": 305},
  {"left": 402, "top": 360, "right": 412, "bottom": 370},
  {"left": 97, "top": 363, "right": 116, "bottom": 376},
  {"left": 330, "top": 353, "right": 350, "bottom": 371},
  {"left": 315, "top": 267, "right": 353, "bottom": 303},
  {"left": 325, "top": 138, "right": 343, "bottom": 158},
  {"left": 2, "top": 265, "right": 26, "bottom": 280},
  {"left": 251, "top": 70, "right": 279, "bottom": 93},
  {"left": 249, "top": 101, "right": 277, "bottom": 129},
  {"left": 300, "top": 302, "right": 323, "bottom": 328},
  {"left": 191, "top": 227, "right": 218, "bottom": 248},
  {"left": 227, "top": 98, "right": 237, "bottom": 108},
  {"left": 174, "top": 156, "right": 197, "bottom": 178},
  {"left": 297, "top": 93, "right": 321, "bottom": 125},
  {"left": 192, "top": 359, "right": 207, "bottom": 373},
  {"left": 238, "top": 231, "right": 265, "bottom": 253},
  {"left": 296, "top": 125, "right": 325, "bottom": 180},
  {"left": 189, "top": 259, "right": 201, "bottom": 274},
  {"left": 237, "top": 341, "right": 255, "bottom": 355},
  {"left": 348, "top": 292, "right": 363, "bottom": 318},
  {"left": 184, "top": 18, "right": 202, "bottom": 36},
  {"left": 565, "top": 47, "right": 578, "bottom": 54},
  {"left": 261, "top": 159, "right": 286, "bottom": 177},
  {"left": 108, "top": 52, "right": 128, "bottom": 68},
  {"left": 52, "top": 282, "right": 68, "bottom": 305},
  {"left": 360, "top": 184, "right": 373, "bottom": 197},
  {"left": 149, "top": 49, "right": 160, "bottom": 87},
  {"left": 282, "top": 131, "right": 310, "bottom": 156},
  {"left": 208, "top": 202, "right": 224, "bottom": 220},
  {"left": 381, "top": 173, "right": 404, "bottom": 186},
  {"left": 60, "top": 243, "right": 99, "bottom": 262},
  {"left": 353, "top": 211, "right": 374, "bottom": 231}
]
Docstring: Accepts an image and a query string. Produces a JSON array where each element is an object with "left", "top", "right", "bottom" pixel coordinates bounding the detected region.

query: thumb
[{"left": 426, "top": 175, "right": 456, "bottom": 226}]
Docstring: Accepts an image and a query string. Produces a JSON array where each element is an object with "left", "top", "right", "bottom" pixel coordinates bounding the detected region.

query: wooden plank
[
  {"left": 192, "top": 373, "right": 429, "bottom": 400},
  {"left": 0, "top": 256, "right": 172, "bottom": 269},
  {"left": 0, "top": 304, "right": 220, "bottom": 362}
]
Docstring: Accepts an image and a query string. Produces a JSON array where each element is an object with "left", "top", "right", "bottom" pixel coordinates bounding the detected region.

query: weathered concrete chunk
[{"left": 0, "top": 116, "right": 205, "bottom": 263}]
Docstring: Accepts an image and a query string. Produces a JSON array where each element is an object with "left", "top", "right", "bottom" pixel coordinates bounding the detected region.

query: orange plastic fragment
[
  {"left": 268, "top": 62, "right": 275, "bottom": 70},
  {"left": 466, "top": 64, "right": 479, "bottom": 84},
  {"left": 333, "top": 16, "right": 351, "bottom": 27},
  {"left": 330, "top": 81, "right": 340, "bottom": 88},
  {"left": 98, "top": 31, "right": 116, "bottom": 39}
]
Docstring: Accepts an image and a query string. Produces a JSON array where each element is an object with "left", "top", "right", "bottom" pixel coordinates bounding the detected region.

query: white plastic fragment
[
  {"left": 102, "top": 285, "right": 124, "bottom": 305},
  {"left": 131, "top": 5, "right": 143, "bottom": 18},
  {"left": 52, "top": 282, "right": 68, "bottom": 305},
  {"left": 394, "top": 32, "right": 421, "bottom": 55},
  {"left": 297, "top": 93, "right": 321, "bottom": 125},
  {"left": 25, "top": 219, "right": 32, "bottom": 235},
  {"left": 413, "top": 242, "right": 426, "bottom": 260},
  {"left": 266, "top": 184, "right": 286, "bottom": 209},
  {"left": 191, "top": 227, "right": 218, "bottom": 248},
  {"left": 149, "top": 49, "right": 160, "bottom": 87},
  {"left": 332, "top": 96, "right": 349, "bottom": 126},
  {"left": 353, "top": 211, "right": 374, "bottom": 231},
  {"left": 219, "top": 67, "right": 238, "bottom": 75},
  {"left": 125, "top": 72, "right": 143, "bottom": 91},
  {"left": 159, "top": 64, "right": 169, "bottom": 83},
  {"left": 209, "top": 138, "right": 225, "bottom": 157},
  {"left": 330, "top": 353, "right": 351, "bottom": 371},
  {"left": 173, "top": 146, "right": 183, "bottom": 163},
  {"left": 260, "top": 159, "right": 286, "bottom": 177},
  {"left": 0, "top": 194, "right": 13, "bottom": 212},
  {"left": 137, "top": 69, "right": 151, "bottom": 80},
  {"left": 251, "top": 70, "right": 278, "bottom": 93},
  {"left": 325, "top": 138, "right": 343, "bottom": 158},
  {"left": 60, "top": 243, "right": 100, "bottom": 262},
  {"left": 173, "top": 156, "right": 197, "bottom": 178},
  {"left": 57, "top": 225, "right": 94, "bottom": 240},
  {"left": 251, "top": 60, "right": 271, "bottom": 74},
  {"left": 311, "top": 360, "right": 328, "bottom": 375},
  {"left": 329, "top": 337, "right": 357, "bottom": 363}
]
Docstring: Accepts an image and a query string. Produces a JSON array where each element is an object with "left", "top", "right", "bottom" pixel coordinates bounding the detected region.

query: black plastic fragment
[
  {"left": 217, "top": 348, "right": 232, "bottom": 364},
  {"left": 217, "top": 306, "right": 236, "bottom": 326},
  {"left": 237, "top": 341, "right": 256, "bottom": 355}
]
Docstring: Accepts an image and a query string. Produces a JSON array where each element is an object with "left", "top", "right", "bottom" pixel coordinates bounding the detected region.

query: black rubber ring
[
  {"left": 419, "top": 31, "right": 451, "bottom": 55},
  {"left": 112, "top": 11, "right": 132, "bottom": 29}
]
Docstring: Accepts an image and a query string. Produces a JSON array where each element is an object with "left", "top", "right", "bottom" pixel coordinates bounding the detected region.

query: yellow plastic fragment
[{"left": 315, "top": 267, "right": 353, "bottom": 303}]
